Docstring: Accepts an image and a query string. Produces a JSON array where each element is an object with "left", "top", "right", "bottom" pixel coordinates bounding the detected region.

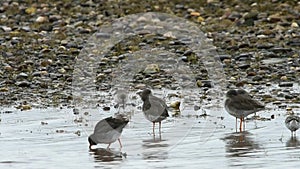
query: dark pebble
[
  {"left": 256, "top": 43, "right": 274, "bottom": 49},
  {"left": 238, "top": 64, "right": 250, "bottom": 69},
  {"left": 286, "top": 40, "right": 300, "bottom": 47},
  {"left": 278, "top": 82, "right": 293, "bottom": 87},
  {"left": 103, "top": 107, "right": 110, "bottom": 111},
  {"left": 218, "top": 55, "right": 232, "bottom": 61},
  {"left": 270, "top": 48, "right": 292, "bottom": 52},
  {"left": 235, "top": 53, "right": 253, "bottom": 61},
  {"left": 201, "top": 80, "right": 213, "bottom": 88},
  {"left": 73, "top": 108, "right": 80, "bottom": 115},
  {"left": 15, "top": 81, "right": 31, "bottom": 87},
  {"left": 271, "top": 114, "right": 275, "bottom": 119},
  {"left": 181, "top": 56, "right": 188, "bottom": 62},
  {"left": 252, "top": 75, "right": 263, "bottom": 81}
]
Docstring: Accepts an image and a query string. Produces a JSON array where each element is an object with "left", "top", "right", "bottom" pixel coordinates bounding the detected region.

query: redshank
[
  {"left": 225, "top": 89, "right": 264, "bottom": 131},
  {"left": 137, "top": 89, "right": 169, "bottom": 135},
  {"left": 88, "top": 115, "right": 129, "bottom": 149}
]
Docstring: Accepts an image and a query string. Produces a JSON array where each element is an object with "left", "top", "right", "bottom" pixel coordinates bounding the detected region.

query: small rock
[
  {"left": 40, "top": 59, "right": 53, "bottom": 67},
  {"left": 103, "top": 69, "right": 112, "bottom": 73},
  {"left": 268, "top": 13, "right": 281, "bottom": 22},
  {"left": 135, "top": 84, "right": 147, "bottom": 89},
  {"left": 1, "top": 26, "right": 12, "bottom": 32},
  {"left": 21, "top": 104, "right": 32, "bottom": 111},
  {"left": 235, "top": 53, "right": 252, "bottom": 61},
  {"left": 15, "top": 81, "right": 31, "bottom": 87},
  {"left": 36, "top": 16, "right": 48, "bottom": 23},
  {"left": 291, "top": 22, "right": 299, "bottom": 28},
  {"left": 56, "top": 129, "right": 65, "bottom": 133},
  {"left": 73, "top": 108, "right": 80, "bottom": 115},
  {"left": 143, "top": 64, "right": 160, "bottom": 74},
  {"left": 58, "top": 68, "right": 66, "bottom": 74},
  {"left": 16, "top": 72, "right": 29, "bottom": 79},
  {"left": 190, "top": 11, "right": 201, "bottom": 16},
  {"left": 247, "top": 71, "right": 256, "bottom": 76},
  {"left": 218, "top": 55, "right": 232, "bottom": 61},
  {"left": 194, "top": 105, "right": 201, "bottom": 111},
  {"left": 103, "top": 107, "right": 110, "bottom": 111},
  {"left": 170, "top": 101, "right": 180, "bottom": 110},
  {"left": 0, "top": 87, "right": 9, "bottom": 92},
  {"left": 74, "top": 130, "right": 81, "bottom": 136},
  {"left": 238, "top": 64, "right": 250, "bottom": 69},
  {"left": 279, "top": 82, "right": 293, "bottom": 87},
  {"left": 280, "top": 76, "right": 288, "bottom": 81},
  {"left": 41, "top": 121, "right": 48, "bottom": 125},
  {"left": 252, "top": 75, "right": 263, "bottom": 81},
  {"left": 25, "top": 7, "right": 36, "bottom": 15}
]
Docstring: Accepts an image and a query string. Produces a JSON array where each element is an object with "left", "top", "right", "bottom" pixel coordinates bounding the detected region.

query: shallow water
[{"left": 0, "top": 106, "right": 299, "bottom": 169}]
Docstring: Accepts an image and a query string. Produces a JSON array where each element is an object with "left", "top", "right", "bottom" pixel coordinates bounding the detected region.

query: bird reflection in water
[
  {"left": 286, "top": 136, "right": 300, "bottom": 148},
  {"left": 89, "top": 148, "right": 126, "bottom": 162},
  {"left": 142, "top": 136, "right": 169, "bottom": 161},
  {"left": 221, "top": 131, "right": 260, "bottom": 157}
]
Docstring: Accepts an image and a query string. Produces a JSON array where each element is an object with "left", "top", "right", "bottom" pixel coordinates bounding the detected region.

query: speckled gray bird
[
  {"left": 137, "top": 89, "right": 169, "bottom": 135},
  {"left": 113, "top": 89, "right": 128, "bottom": 112},
  {"left": 285, "top": 113, "right": 300, "bottom": 136},
  {"left": 88, "top": 115, "right": 129, "bottom": 149},
  {"left": 225, "top": 89, "right": 265, "bottom": 131}
]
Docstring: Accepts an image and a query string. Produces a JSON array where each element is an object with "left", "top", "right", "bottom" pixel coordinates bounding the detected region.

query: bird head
[
  {"left": 226, "top": 89, "right": 238, "bottom": 98},
  {"left": 137, "top": 89, "right": 151, "bottom": 101},
  {"left": 88, "top": 136, "right": 97, "bottom": 149}
]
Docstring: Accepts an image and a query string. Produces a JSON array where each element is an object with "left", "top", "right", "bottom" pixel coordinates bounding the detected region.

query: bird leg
[
  {"left": 118, "top": 138, "right": 122, "bottom": 148},
  {"left": 107, "top": 143, "right": 111, "bottom": 149},
  {"left": 153, "top": 122, "right": 155, "bottom": 136},
  {"left": 159, "top": 122, "right": 161, "bottom": 134},
  {"left": 239, "top": 117, "right": 243, "bottom": 132},
  {"left": 243, "top": 118, "right": 245, "bottom": 131},
  {"left": 235, "top": 117, "right": 238, "bottom": 132}
]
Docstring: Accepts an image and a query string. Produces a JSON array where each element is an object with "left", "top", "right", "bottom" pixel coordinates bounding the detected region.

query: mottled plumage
[
  {"left": 225, "top": 89, "right": 264, "bottom": 131},
  {"left": 88, "top": 116, "right": 129, "bottom": 149},
  {"left": 285, "top": 114, "right": 300, "bottom": 136},
  {"left": 113, "top": 89, "right": 128, "bottom": 111},
  {"left": 137, "top": 89, "right": 169, "bottom": 135}
]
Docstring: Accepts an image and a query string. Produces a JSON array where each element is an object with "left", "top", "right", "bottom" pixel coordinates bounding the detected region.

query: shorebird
[
  {"left": 285, "top": 112, "right": 300, "bottom": 136},
  {"left": 225, "top": 89, "right": 265, "bottom": 132},
  {"left": 113, "top": 89, "right": 129, "bottom": 112},
  {"left": 88, "top": 115, "right": 129, "bottom": 149},
  {"left": 137, "top": 89, "right": 169, "bottom": 135}
]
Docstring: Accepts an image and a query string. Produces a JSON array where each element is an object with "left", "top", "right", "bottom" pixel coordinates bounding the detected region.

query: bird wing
[
  {"left": 93, "top": 118, "right": 115, "bottom": 134},
  {"left": 231, "top": 95, "right": 264, "bottom": 111},
  {"left": 148, "top": 95, "right": 168, "bottom": 117}
]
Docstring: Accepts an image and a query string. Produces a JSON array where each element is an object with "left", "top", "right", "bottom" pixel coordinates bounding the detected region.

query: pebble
[
  {"left": 0, "top": 0, "right": 298, "bottom": 108},
  {"left": 1, "top": 26, "right": 12, "bottom": 32},
  {"left": 15, "top": 81, "right": 31, "bottom": 87},
  {"left": 73, "top": 108, "right": 80, "bottom": 115},
  {"left": 278, "top": 82, "right": 293, "bottom": 87},
  {"left": 36, "top": 16, "right": 48, "bottom": 23},
  {"left": 143, "top": 64, "right": 160, "bottom": 74},
  {"left": 16, "top": 72, "right": 29, "bottom": 79}
]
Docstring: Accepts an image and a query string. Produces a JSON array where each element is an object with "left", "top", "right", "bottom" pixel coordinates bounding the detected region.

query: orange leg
[{"left": 239, "top": 117, "right": 243, "bottom": 132}]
